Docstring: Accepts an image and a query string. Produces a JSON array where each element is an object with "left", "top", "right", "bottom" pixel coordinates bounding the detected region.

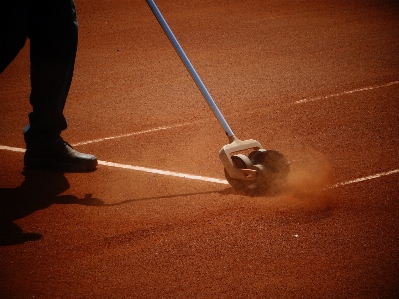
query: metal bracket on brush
[{"left": 219, "top": 136, "right": 263, "bottom": 181}]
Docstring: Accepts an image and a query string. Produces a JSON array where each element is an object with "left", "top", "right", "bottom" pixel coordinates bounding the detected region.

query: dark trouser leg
[
  {"left": 0, "top": 0, "right": 29, "bottom": 74},
  {"left": 24, "top": 0, "right": 78, "bottom": 147},
  {"left": 2, "top": 0, "right": 97, "bottom": 171}
]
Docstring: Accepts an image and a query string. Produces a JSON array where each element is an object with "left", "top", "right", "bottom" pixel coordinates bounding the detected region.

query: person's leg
[
  {"left": 23, "top": 0, "right": 97, "bottom": 171},
  {"left": 0, "top": 0, "right": 29, "bottom": 74},
  {"left": 24, "top": 0, "right": 78, "bottom": 146}
]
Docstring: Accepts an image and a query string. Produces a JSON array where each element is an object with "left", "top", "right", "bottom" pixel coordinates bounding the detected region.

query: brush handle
[{"left": 146, "top": 0, "right": 235, "bottom": 138}]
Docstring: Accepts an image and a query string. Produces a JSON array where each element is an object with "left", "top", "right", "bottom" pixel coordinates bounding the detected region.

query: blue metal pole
[{"left": 146, "top": 0, "right": 235, "bottom": 138}]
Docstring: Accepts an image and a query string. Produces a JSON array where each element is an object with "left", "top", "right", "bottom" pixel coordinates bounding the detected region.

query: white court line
[
  {"left": 330, "top": 169, "right": 399, "bottom": 189},
  {"left": 1, "top": 144, "right": 398, "bottom": 188},
  {"left": 98, "top": 160, "right": 229, "bottom": 184},
  {"left": 71, "top": 80, "right": 399, "bottom": 146},
  {"left": 0, "top": 145, "right": 228, "bottom": 184},
  {"left": 0, "top": 145, "right": 26, "bottom": 153},
  {"left": 295, "top": 80, "right": 399, "bottom": 104},
  {"left": 72, "top": 123, "right": 189, "bottom": 146}
]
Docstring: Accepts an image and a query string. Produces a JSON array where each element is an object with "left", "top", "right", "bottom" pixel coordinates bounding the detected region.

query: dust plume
[
  {"left": 283, "top": 147, "right": 334, "bottom": 210},
  {"left": 288, "top": 149, "right": 332, "bottom": 194}
]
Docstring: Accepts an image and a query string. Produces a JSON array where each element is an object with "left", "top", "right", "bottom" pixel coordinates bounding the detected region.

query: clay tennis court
[{"left": 1, "top": 0, "right": 398, "bottom": 298}]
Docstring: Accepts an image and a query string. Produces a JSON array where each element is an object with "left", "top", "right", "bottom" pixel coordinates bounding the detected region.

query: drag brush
[{"left": 147, "top": 0, "right": 290, "bottom": 193}]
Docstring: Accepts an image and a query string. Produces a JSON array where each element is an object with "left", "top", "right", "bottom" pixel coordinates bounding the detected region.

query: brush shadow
[
  {"left": 0, "top": 169, "right": 290, "bottom": 246},
  {"left": 0, "top": 168, "right": 103, "bottom": 246},
  {"left": 101, "top": 185, "right": 289, "bottom": 207},
  {"left": 102, "top": 190, "right": 223, "bottom": 206}
]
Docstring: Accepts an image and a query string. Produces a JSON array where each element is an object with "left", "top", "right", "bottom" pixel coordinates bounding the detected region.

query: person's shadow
[
  {"left": 0, "top": 168, "right": 104, "bottom": 246},
  {"left": 0, "top": 168, "right": 286, "bottom": 246}
]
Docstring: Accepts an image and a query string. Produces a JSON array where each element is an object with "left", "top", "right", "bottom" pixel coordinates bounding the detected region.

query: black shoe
[{"left": 24, "top": 137, "right": 97, "bottom": 172}]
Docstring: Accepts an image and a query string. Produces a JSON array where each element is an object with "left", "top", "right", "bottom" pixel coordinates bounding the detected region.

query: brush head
[{"left": 220, "top": 138, "right": 290, "bottom": 194}]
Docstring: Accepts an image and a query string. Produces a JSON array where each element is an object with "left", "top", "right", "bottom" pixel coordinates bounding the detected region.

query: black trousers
[{"left": 0, "top": 0, "right": 78, "bottom": 147}]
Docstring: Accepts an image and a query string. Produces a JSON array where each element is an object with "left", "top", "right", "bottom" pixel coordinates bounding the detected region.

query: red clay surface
[{"left": 1, "top": 0, "right": 399, "bottom": 298}]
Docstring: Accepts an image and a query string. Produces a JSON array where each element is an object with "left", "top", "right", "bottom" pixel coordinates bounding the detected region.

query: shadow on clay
[
  {"left": 100, "top": 190, "right": 223, "bottom": 206},
  {"left": 0, "top": 168, "right": 103, "bottom": 246},
  {"left": 1, "top": 145, "right": 335, "bottom": 246}
]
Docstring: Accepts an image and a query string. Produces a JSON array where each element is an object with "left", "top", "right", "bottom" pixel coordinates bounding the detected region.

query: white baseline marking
[
  {"left": 0, "top": 145, "right": 228, "bottom": 184},
  {"left": 0, "top": 145, "right": 26, "bottom": 153},
  {"left": 295, "top": 80, "right": 399, "bottom": 104},
  {"left": 98, "top": 160, "right": 229, "bottom": 185},
  {"left": 72, "top": 123, "right": 189, "bottom": 147}
]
